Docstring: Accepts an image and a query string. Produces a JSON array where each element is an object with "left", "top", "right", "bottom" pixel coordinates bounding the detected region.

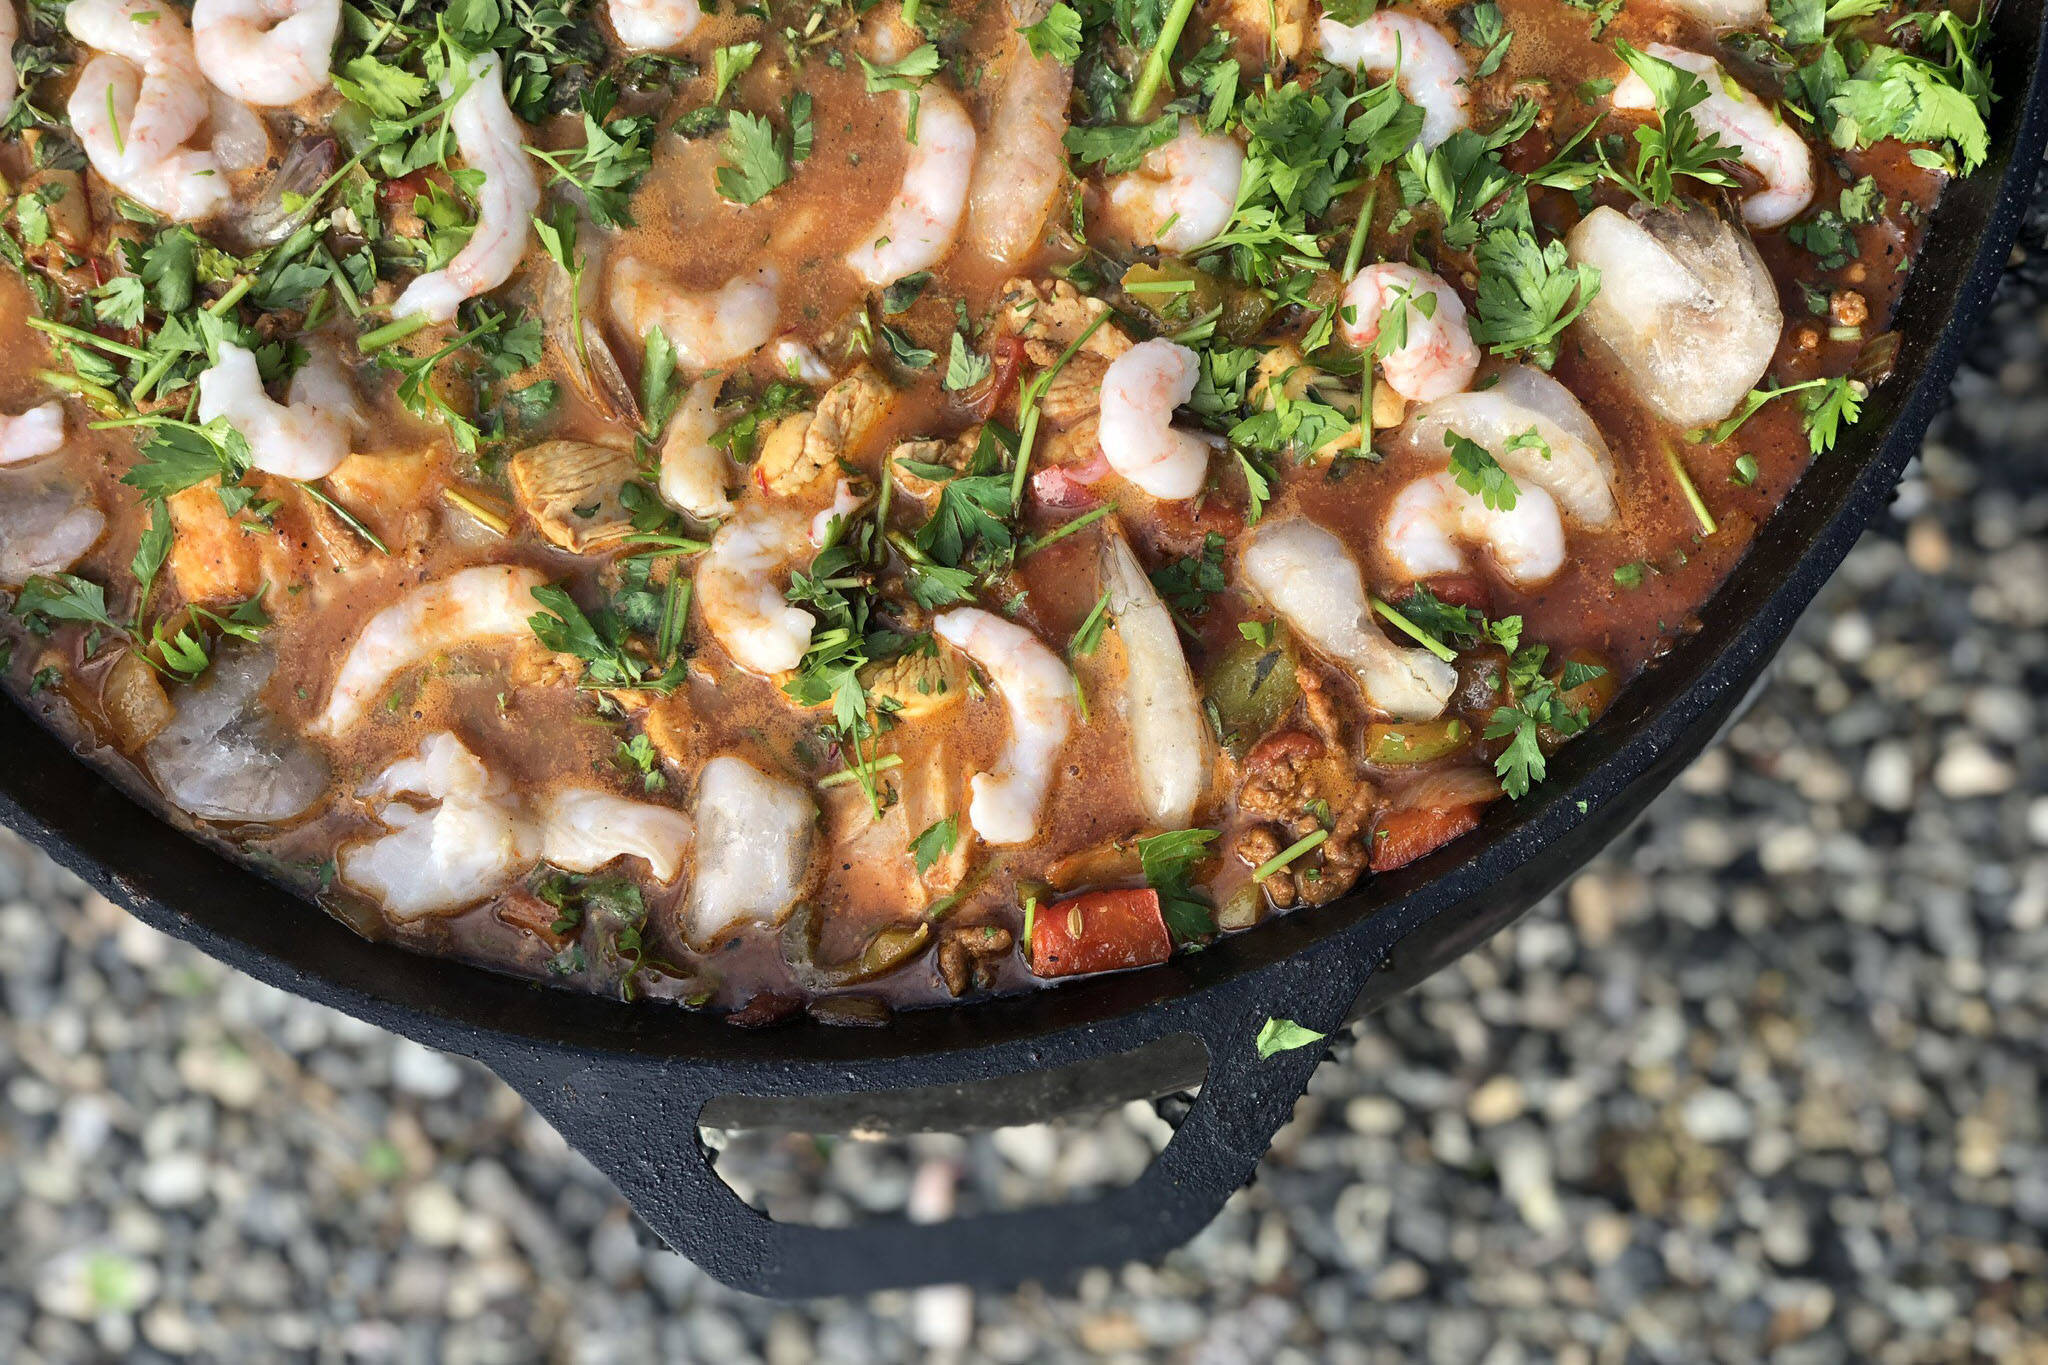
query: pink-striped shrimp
[
  {"left": 1339, "top": 263, "right": 1479, "bottom": 403},
  {"left": 391, "top": 53, "right": 540, "bottom": 323},
  {"left": 1613, "top": 44, "right": 1813, "bottom": 229},
  {"left": 1319, "top": 11, "right": 1470, "bottom": 149},
  {"left": 1097, "top": 338, "right": 1213, "bottom": 500},
  {"left": 192, "top": 0, "right": 339, "bottom": 106}
]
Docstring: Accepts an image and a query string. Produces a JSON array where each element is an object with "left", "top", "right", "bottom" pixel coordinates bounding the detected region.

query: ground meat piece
[
  {"left": 1239, "top": 730, "right": 1327, "bottom": 821},
  {"left": 1296, "top": 663, "right": 1351, "bottom": 751},
  {"left": 937, "top": 923, "right": 1015, "bottom": 997},
  {"left": 1299, "top": 783, "right": 1377, "bottom": 907}
]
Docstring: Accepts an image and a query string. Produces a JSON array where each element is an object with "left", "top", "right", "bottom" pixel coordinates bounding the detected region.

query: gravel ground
[{"left": 5, "top": 217, "right": 2048, "bottom": 1365}]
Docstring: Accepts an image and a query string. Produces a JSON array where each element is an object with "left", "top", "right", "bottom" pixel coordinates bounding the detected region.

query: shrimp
[
  {"left": 0, "top": 403, "right": 64, "bottom": 466},
  {"left": 844, "top": 82, "right": 978, "bottom": 287},
  {"left": 1102, "top": 531, "right": 1210, "bottom": 829},
  {"left": 1406, "top": 364, "right": 1619, "bottom": 526},
  {"left": 340, "top": 732, "right": 540, "bottom": 920},
  {"left": 1239, "top": 518, "right": 1458, "bottom": 720},
  {"left": 196, "top": 340, "right": 357, "bottom": 481},
  {"left": 696, "top": 502, "right": 816, "bottom": 675},
  {"left": 1338, "top": 262, "right": 1479, "bottom": 403},
  {"left": 1565, "top": 204, "right": 1782, "bottom": 427},
  {"left": 391, "top": 52, "right": 539, "bottom": 323},
  {"left": 1613, "top": 45, "right": 1813, "bottom": 229},
  {"left": 1664, "top": 0, "right": 1767, "bottom": 23},
  {"left": 1102, "top": 118, "right": 1243, "bottom": 255},
  {"left": 192, "top": 0, "right": 339, "bottom": 106},
  {"left": 771, "top": 337, "right": 834, "bottom": 384},
  {"left": 1319, "top": 12, "right": 1471, "bottom": 150},
  {"left": 808, "top": 478, "right": 863, "bottom": 546},
  {"left": 66, "top": 0, "right": 241, "bottom": 221},
  {"left": 610, "top": 257, "right": 781, "bottom": 371},
  {"left": 1098, "top": 338, "right": 1213, "bottom": 500},
  {"left": 964, "top": 4, "right": 1073, "bottom": 267},
  {"left": 657, "top": 375, "right": 734, "bottom": 520},
  {"left": 607, "top": 0, "right": 701, "bottom": 50},
  {"left": 683, "top": 755, "right": 816, "bottom": 948},
  {"left": 537, "top": 788, "right": 694, "bottom": 882},
  {"left": 315, "top": 564, "right": 548, "bottom": 735},
  {"left": 1384, "top": 471, "right": 1566, "bottom": 586},
  {"left": 932, "top": 607, "right": 1076, "bottom": 845}
]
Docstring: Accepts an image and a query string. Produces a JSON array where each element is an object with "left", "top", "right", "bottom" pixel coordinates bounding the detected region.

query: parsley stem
[
  {"left": 901, "top": 0, "right": 921, "bottom": 28},
  {"left": 1342, "top": 180, "right": 1381, "bottom": 282},
  {"left": 1128, "top": 0, "right": 1201, "bottom": 117},
  {"left": 297, "top": 480, "right": 390, "bottom": 554},
  {"left": 1253, "top": 828, "right": 1328, "bottom": 882},
  {"left": 26, "top": 318, "right": 151, "bottom": 363},
  {"left": 357, "top": 312, "right": 431, "bottom": 353},
  {"left": 1010, "top": 311, "right": 1110, "bottom": 508},
  {"left": 1662, "top": 440, "right": 1718, "bottom": 537},
  {"left": 1371, "top": 597, "right": 1459, "bottom": 663},
  {"left": 1020, "top": 501, "right": 1117, "bottom": 557},
  {"left": 32, "top": 368, "right": 124, "bottom": 415},
  {"left": 816, "top": 752, "right": 903, "bottom": 788},
  {"left": 206, "top": 276, "right": 252, "bottom": 317},
  {"left": 318, "top": 245, "right": 363, "bottom": 319}
]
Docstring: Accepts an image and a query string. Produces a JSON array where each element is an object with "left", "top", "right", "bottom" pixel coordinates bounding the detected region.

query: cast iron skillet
[{"left": 6, "top": 13, "right": 2048, "bottom": 1298}]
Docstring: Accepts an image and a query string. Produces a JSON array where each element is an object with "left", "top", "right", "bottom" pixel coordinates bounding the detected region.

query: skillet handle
[{"left": 495, "top": 945, "right": 1378, "bottom": 1298}]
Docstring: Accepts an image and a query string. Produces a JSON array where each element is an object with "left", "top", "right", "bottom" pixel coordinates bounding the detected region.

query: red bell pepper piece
[
  {"left": 1369, "top": 804, "right": 1485, "bottom": 873},
  {"left": 1028, "top": 888, "right": 1172, "bottom": 978}
]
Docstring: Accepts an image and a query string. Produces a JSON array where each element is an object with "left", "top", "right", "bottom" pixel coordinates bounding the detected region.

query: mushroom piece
[
  {"left": 507, "top": 440, "right": 638, "bottom": 553},
  {"left": 144, "top": 647, "right": 330, "bottom": 824},
  {"left": 1565, "top": 205, "right": 1783, "bottom": 429},
  {"left": 682, "top": 755, "right": 816, "bottom": 948}
]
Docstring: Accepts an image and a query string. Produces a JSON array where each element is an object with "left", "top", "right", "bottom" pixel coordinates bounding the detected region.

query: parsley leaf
[
  {"left": 715, "top": 110, "right": 789, "bottom": 205},
  {"left": 711, "top": 41, "right": 760, "bottom": 101},
  {"left": 943, "top": 332, "right": 992, "bottom": 391},
  {"left": 1018, "top": 1, "right": 1082, "bottom": 62},
  {"left": 1255, "top": 1017, "right": 1327, "bottom": 1058},
  {"left": 1469, "top": 229, "right": 1600, "bottom": 369},
  {"left": 1149, "top": 532, "right": 1227, "bottom": 618},
  {"left": 1445, "top": 432, "right": 1520, "bottom": 510},
  {"left": 910, "top": 815, "right": 960, "bottom": 874},
  {"left": 1136, "top": 828, "right": 1219, "bottom": 945},
  {"left": 1608, "top": 41, "right": 1742, "bottom": 205}
]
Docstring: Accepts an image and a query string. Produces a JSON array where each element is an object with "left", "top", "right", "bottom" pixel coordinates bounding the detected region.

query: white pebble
[
  {"left": 390, "top": 1040, "right": 466, "bottom": 1099},
  {"left": 139, "top": 1152, "right": 209, "bottom": 1209},
  {"left": 1682, "top": 1089, "right": 1753, "bottom": 1144},
  {"left": 1933, "top": 738, "right": 2015, "bottom": 798},
  {"left": 1862, "top": 741, "right": 1916, "bottom": 812}
]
